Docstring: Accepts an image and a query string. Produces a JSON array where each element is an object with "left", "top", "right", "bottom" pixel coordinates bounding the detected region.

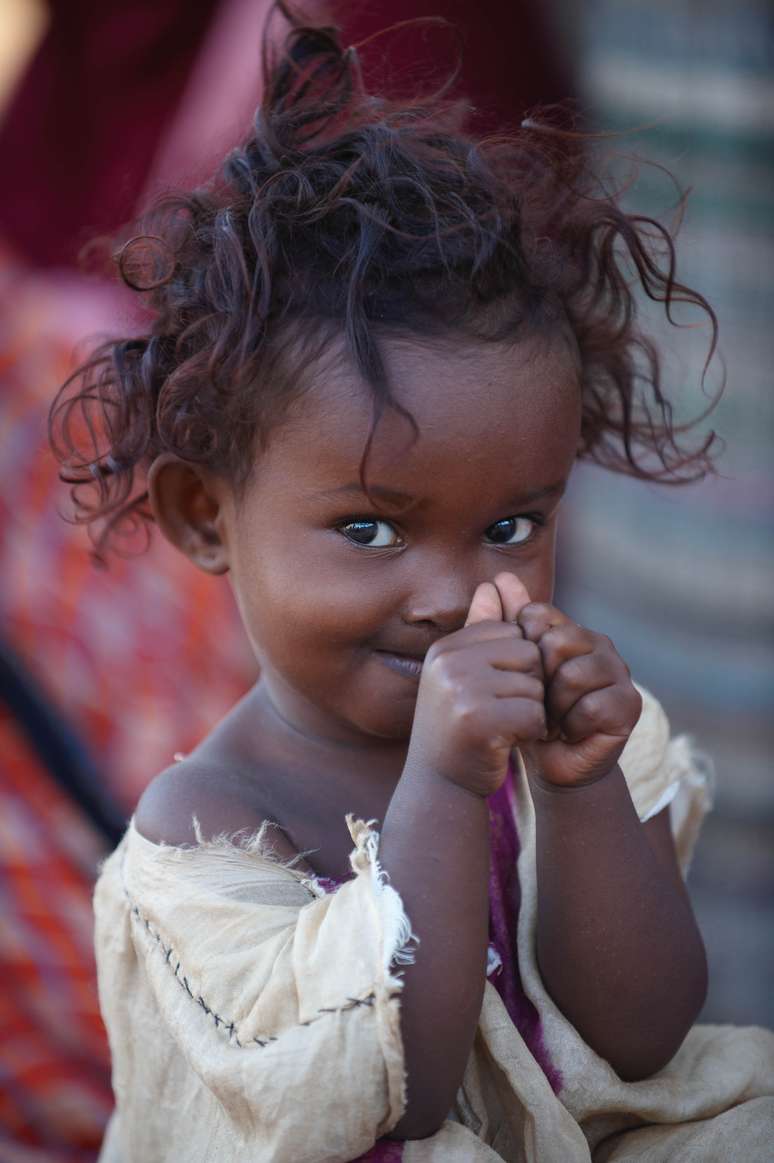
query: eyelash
[{"left": 336, "top": 513, "right": 547, "bottom": 550}]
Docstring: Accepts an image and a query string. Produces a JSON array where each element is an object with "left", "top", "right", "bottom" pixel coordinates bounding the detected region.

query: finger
[
  {"left": 495, "top": 697, "right": 548, "bottom": 744},
  {"left": 560, "top": 685, "right": 641, "bottom": 745},
  {"left": 493, "top": 572, "right": 531, "bottom": 624},
  {"left": 525, "top": 618, "right": 596, "bottom": 684},
  {"left": 458, "top": 697, "right": 548, "bottom": 749},
  {"left": 437, "top": 633, "right": 544, "bottom": 682},
  {"left": 545, "top": 650, "right": 627, "bottom": 723},
  {"left": 494, "top": 673, "right": 545, "bottom": 702},
  {"left": 517, "top": 601, "right": 573, "bottom": 645},
  {"left": 465, "top": 580, "right": 504, "bottom": 627}
]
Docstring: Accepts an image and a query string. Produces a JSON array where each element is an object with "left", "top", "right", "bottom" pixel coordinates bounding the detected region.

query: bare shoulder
[{"left": 133, "top": 756, "right": 298, "bottom": 862}]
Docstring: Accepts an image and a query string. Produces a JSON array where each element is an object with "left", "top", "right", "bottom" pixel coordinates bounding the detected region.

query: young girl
[{"left": 50, "top": 6, "right": 774, "bottom": 1160}]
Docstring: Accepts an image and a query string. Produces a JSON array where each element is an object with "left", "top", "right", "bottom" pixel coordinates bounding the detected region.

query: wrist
[
  {"left": 401, "top": 756, "right": 493, "bottom": 803},
  {"left": 403, "top": 740, "right": 505, "bottom": 801},
  {"left": 527, "top": 762, "right": 622, "bottom": 799}
]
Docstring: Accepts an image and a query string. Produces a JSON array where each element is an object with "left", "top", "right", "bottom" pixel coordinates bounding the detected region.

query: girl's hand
[
  {"left": 405, "top": 577, "right": 547, "bottom": 798},
  {"left": 494, "top": 573, "right": 642, "bottom": 788}
]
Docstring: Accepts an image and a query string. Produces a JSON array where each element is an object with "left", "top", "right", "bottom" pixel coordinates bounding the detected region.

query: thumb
[
  {"left": 493, "top": 572, "right": 531, "bottom": 623},
  {"left": 465, "top": 580, "right": 504, "bottom": 627}
]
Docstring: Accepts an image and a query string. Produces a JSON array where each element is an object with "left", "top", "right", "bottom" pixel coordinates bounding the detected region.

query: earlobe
[{"left": 147, "top": 454, "right": 230, "bottom": 575}]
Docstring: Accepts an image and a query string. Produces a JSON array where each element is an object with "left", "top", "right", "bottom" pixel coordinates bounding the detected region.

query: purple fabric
[
  {"left": 356, "top": 1142, "right": 405, "bottom": 1162},
  {"left": 318, "top": 757, "right": 561, "bottom": 1159},
  {"left": 487, "top": 760, "right": 562, "bottom": 1094}
]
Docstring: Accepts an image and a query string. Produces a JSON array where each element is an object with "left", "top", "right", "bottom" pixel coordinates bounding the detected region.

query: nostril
[
  {"left": 400, "top": 606, "right": 469, "bottom": 634},
  {"left": 400, "top": 568, "right": 476, "bottom": 634}
]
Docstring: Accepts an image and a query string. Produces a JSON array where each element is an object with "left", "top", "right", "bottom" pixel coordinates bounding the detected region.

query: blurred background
[{"left": 0, "top": 1, "right": 771, "bottom": 1158}]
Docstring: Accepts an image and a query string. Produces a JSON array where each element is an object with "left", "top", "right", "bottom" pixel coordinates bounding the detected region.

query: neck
[{"left": 253, "top": 673, "right": 410, "bottom": 769}]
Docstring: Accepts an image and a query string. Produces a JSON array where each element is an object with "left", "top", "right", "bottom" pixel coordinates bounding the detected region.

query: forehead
[{"left": 256, "top": 329, "right": 581, "bottom": 496}]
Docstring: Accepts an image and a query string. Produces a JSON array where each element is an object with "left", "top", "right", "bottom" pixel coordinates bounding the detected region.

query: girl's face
[{"left": 223, "top": 331, "right": 582, "bottom": 746}]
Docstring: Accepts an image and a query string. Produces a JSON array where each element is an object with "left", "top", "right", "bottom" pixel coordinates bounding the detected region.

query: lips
[{"left": 374, "top": 649, "right": 425, "bottom": 681}]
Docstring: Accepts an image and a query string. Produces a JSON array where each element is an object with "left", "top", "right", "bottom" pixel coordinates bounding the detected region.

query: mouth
[{"left": 373, "top": 650, "right": 425, "bottom": 681}]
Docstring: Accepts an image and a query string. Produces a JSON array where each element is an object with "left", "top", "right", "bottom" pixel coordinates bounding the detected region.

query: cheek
[{"left": 244, "top": 548, "right": 393, "bottom": 656}]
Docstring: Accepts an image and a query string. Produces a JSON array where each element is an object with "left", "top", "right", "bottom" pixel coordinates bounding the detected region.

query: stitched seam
[{"left": 126, "top": 893, "right": 380, "bottom": 1048}]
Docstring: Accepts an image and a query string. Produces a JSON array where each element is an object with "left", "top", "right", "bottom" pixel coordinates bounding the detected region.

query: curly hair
[{"left": 49, "top": 2, "right": 720, "bottom": 562}]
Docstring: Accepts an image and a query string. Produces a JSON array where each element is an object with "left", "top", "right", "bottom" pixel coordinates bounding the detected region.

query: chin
[{"left": 349, "top": 700, "right": 417, "bottom": 743}]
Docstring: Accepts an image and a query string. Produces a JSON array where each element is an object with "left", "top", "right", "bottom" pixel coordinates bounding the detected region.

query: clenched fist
[
  {"left": 488, "top": 572, "right": 642, "bottom": 788},
  {"left": 405, "top": 578, "right": 547, "bottom": 798},
  {"left": 406, "top": 572, "right": 642, "bottom": 797}
]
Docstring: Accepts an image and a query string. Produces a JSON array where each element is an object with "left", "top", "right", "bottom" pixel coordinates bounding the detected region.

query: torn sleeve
[
  {"left": 619, "top": 683, "right": 715, "bottom": 875},
  {"left": 94, "top": 815, "right": 415, "bottom": 1163}
]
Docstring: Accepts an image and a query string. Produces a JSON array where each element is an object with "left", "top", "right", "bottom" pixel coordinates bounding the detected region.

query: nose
[{"left": 400, "top": 561, "right": 476, "bottom": 634}]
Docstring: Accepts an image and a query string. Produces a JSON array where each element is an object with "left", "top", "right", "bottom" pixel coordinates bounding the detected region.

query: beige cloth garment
[{"left": 94, "top": 686, "right": 774, "bottom": 1162}]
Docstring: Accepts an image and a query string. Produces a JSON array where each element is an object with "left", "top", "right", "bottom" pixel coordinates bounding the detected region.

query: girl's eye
[
  {"left": 338, "top": 519, "right": 401, "bottom": 548},
  {"left": 484, "top": 516, "right": 536, "bottom": 546}
]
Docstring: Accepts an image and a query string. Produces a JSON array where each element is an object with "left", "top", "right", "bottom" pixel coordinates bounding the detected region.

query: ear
[{"left": 147, "top": 453, "right": 231, "bottom": 575}]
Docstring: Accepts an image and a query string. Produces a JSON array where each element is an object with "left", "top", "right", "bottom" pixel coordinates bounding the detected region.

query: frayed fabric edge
[
  {"left": 654, "top": 735, "right": 716, "bottom": 877},
  {"left": 126, "top": 815, "right": 327, "bottom": 898},
  {"left": 190, "top": 815, "right": 317, "bottom": 873},
  {"left": 346, "top": 814, "right": 419, "bottom": 974},
  {"left": 127, "top": 812, "right": 419, "bottom": 970}
]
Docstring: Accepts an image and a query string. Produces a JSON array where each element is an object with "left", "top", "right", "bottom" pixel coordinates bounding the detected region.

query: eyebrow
[
  {"left": 505, "top": 482, "right": 567, "bottom": 507},
  {"left": 316, "top": 483, "right": 417, "bottom": 509},
  {"left": 317, "top": 481, "right": 567, "bottom": 508}
]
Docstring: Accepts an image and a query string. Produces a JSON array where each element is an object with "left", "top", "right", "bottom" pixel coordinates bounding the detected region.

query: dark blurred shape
[
  {"left": 0, "top": 637, "right": 125, "bottom": 849},
  {"left": 0, "top": 0, "right": 220, "bottom": 268}
]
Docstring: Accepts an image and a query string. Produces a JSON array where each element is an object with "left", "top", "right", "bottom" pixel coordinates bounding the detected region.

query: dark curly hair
[{"left": 49, "top": 2, "right": 720, "bottom": 562}]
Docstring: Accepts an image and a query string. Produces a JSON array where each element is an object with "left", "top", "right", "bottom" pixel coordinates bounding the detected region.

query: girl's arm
[
  {"left": 379, "top": 768, "right": 491, "bottom": 1140},
  {"left": 380, "top": 579, "right": 552, "bottom": 1140},
  {"left": 532, "top": 775, "right": 707, "bottom": 1081},
  {"left": 381, "top": 573, "right": 706, "bottom": 1138},
  {"left": 515, "top": 595, "right": 708, "bottom": 1082}
]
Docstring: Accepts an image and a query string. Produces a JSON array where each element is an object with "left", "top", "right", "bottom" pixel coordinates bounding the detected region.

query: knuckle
[
  {"left": 541, "top": 624, "right": 566, "bottom": 647},
  {"left": 520, "top": 639, "right": 542, "bottom": 666},
  {"left": 558, "top": 656, "right": 587, "bottom": 690},
  {"left": 579, "top": 688, "right": 605, "bottom": 720},
  {"left": 522, "top": 700, "right": 547, "bottom": 735},
  {"left": 433, "top": 652, "right": 465, "bottom": 688},
  {"left": 541, "top": 625, "right": 576, "bottom": 659},
  {"left": 522, "top": 675, "right": 545, "bottom": 701},
  {"left": 453, "top": 696, "right": 474, "bottom": 723},
  {"left": 454, "top": 696, "right": 485, "bottom": 732}
]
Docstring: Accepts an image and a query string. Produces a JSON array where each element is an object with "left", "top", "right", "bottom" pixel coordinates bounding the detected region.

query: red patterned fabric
[
  {"left": 0, "top": 726, "right": 110, "bottom": 1162},
  {"left": 0, "top": 252, "right": 256, "bottom": 1157},
  {"left": 0, "top": 255, "right": 256, "bottom": 812}
]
